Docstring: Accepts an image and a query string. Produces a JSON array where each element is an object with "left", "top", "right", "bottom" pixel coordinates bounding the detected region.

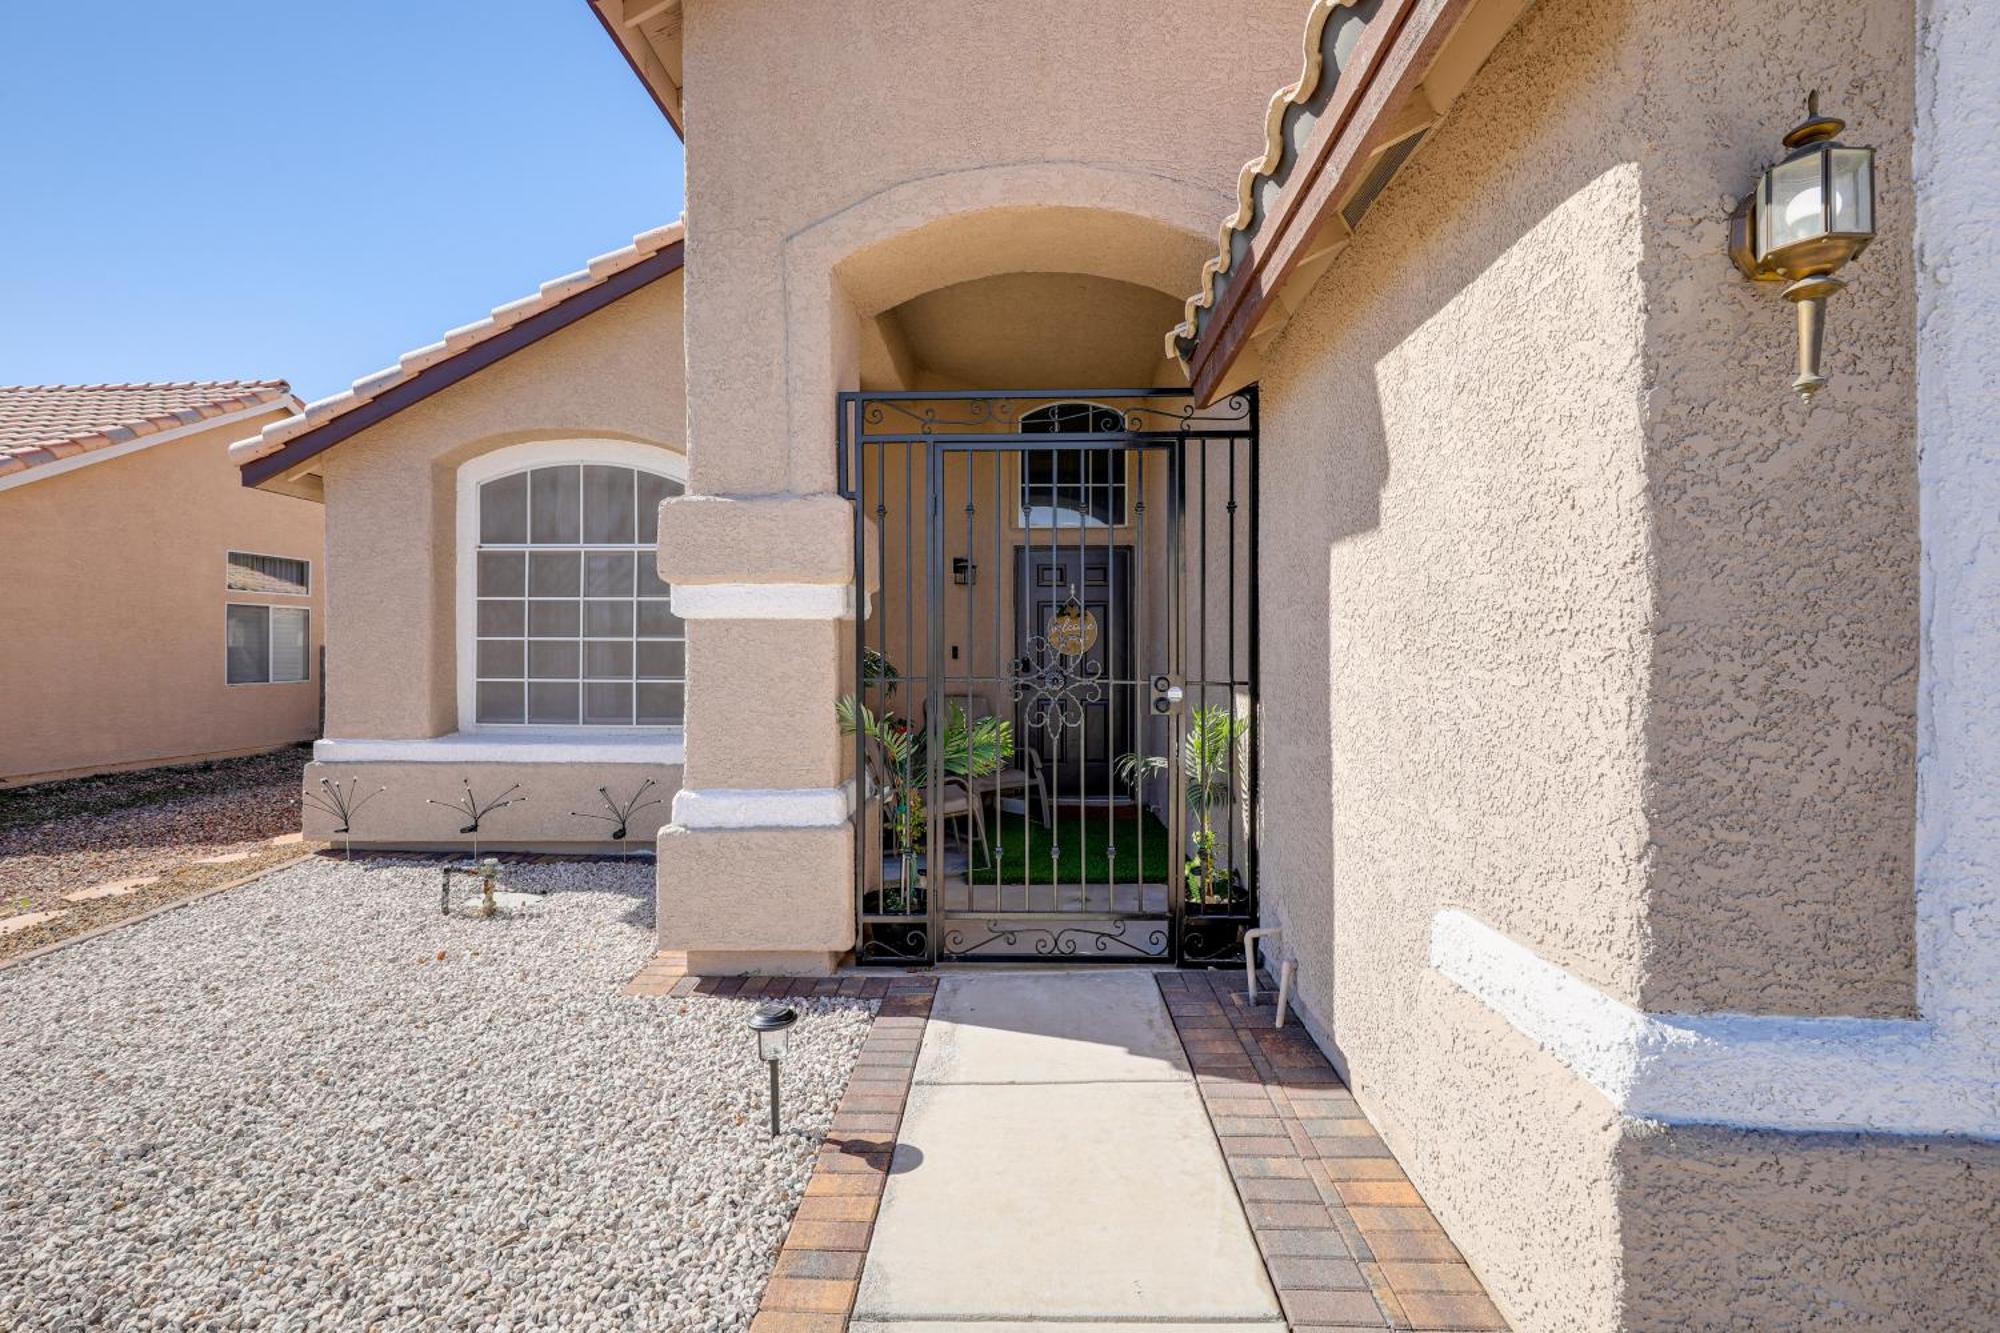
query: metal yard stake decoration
[
  {"left": 299, "top": 778, "right": 386, "bottom": 860},
  {"left": 426, "top": 779, "right": 525, "bottom": 862},
  {"left": 569, "top": 779, "right": 665, "bottom": 857}
]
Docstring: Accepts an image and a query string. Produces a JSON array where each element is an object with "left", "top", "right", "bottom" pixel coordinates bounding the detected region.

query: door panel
[{"left": 1013, "top": 545, "right": 1132, "bottom": 797}]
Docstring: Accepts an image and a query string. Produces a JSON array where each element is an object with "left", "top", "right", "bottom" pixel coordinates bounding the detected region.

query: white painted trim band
[
  {"left": 314, "top": 731, "right": 685, "bottom": 766},
  {"left": 670, "top": 583, "right": 857, "bottom": 621},
  {"left": 670, "top": 783, "right": 855, "bottom": 829},
  {"left": 1431, "top": 910, "right": 1999, "bottom": 1138}
]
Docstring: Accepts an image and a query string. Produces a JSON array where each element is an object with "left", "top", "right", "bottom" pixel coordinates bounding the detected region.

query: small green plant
[
  {"left": 838, "top": 691, "right": 1013, "bottom": 909},
  {"left": 1114, "top": 706, "right": 1249, "bottom": 904}
]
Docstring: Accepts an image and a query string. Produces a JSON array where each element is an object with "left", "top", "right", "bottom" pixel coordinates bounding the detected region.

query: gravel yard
[
  {"left": 0, "top": 746, "right": 317, "bottom": 960},
  {"left": 0, "top": 857, "right": 875, "bottom": 1332}
]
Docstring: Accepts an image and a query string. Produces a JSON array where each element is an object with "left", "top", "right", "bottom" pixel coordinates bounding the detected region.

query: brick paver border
[
  {"left": 624, "top": 956, "right": 938, "bottom": 1333},
  {"left": 1157, "top": 971, "right": 1510, "bottom": 1332}
]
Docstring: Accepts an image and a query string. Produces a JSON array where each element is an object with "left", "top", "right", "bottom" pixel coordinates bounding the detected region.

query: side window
[
  {"left": 227, "top": 551, "right": 311, "bottom": 596},
  {"left": 227, "top": 605, "right": 309, "bottom": 684}
]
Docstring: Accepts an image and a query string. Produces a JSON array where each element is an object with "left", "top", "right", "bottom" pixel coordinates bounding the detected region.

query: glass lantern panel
[
  {"left": 1762, "top": 152, "right": 1827, "bottom": 254},
  {"left": 1828, "top": 147, "right": 1873, "bottom": 235},
  {"left": 758, "top": 1027, "right": 790, "bottom": 1061}
]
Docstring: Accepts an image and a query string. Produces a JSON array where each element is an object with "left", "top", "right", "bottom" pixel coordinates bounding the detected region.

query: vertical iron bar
[
  {"left": 1105, "top": 444, "right": 1118, "bottom": 918},
  {"left": 1167, "top": 432, "right": 1187, "bottom": 963},
  {"left": 926, "top": 443, "right": 944, "bottom": 960},
  {"left": 1246, "top": 390, "right": 1261, "bottom": 931},
  {"left": 1135, "top": 448, "right": 1149, "bottom": 923},
  {"left": 1227, "top": 430, "right": 1238, "bottom": 912},
  {"left": 1199, "top": 434, "right": 1210, "bottom": 920},
  {"left": 847, "top": 398, "right": 865, "bottom": 960}
]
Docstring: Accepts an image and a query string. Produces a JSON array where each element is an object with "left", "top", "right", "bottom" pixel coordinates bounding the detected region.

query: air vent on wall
[{"left": 1341, "top": 128, "right": 1429, "bottom": 232}]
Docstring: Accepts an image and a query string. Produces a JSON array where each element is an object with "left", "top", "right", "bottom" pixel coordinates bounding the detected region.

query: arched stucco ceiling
[
  {"left": 833, "top": 203, "right": 1216, "bottom": 321},
  {"left": 876, "top": 272, "right": 1185, "bottom": 391}
]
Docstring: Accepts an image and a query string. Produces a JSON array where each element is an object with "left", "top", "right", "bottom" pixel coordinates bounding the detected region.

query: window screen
[
  {"left": 226, "top": 606, "right": 309, "bottom": 684},
  {"left": 474, "top": 463, "right": 684, "bottom": 726},
  {"left": 227, "top": 551, "right": 311, "bottom": 596}
]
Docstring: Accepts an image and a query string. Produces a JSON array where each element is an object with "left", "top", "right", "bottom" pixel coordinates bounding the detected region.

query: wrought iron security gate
[{"left": 838, "top": 388, "right": 1257, "bottom": 965}]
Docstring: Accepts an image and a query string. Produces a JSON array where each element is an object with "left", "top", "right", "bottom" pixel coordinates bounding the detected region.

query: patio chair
[
  {"left": 923, "top": 691, "right": 1053, "bottom": 829},
  {"left": 859, "top": 730, "right": 991, "bottom": 871}
]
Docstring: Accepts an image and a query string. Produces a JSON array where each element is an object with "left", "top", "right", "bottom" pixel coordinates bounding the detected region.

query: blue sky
[{"left": 0, "top": 2, "right": 684, "bottom": 403}]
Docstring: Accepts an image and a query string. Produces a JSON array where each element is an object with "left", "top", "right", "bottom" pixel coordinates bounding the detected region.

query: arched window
[
  {"left": 1018, "top": 401, "right": 1127, "bottom": 528},
  {"left": 456, "top": 441, "right": 686, "bottom": 730}
]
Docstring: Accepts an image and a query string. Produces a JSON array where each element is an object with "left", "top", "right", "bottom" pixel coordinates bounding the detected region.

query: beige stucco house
[
  {"left": 1, "top": 381, "right": 323, "bottom": 786},
  {"left": 235, "top": 0, "right": 1998, "bottom": 1325}
]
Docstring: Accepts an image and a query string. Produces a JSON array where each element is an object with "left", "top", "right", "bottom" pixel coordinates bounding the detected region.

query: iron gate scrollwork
[{"left": 837, "top": 387, "right": 1259, "bottom": 966}]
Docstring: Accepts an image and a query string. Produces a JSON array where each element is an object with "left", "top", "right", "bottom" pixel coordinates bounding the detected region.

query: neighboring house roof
[
  {"left": 0, "top": 380, "right": 294, "bottom": 483},
  {"left": 233, "top": 222, "right": 685, "bottom": 489}
]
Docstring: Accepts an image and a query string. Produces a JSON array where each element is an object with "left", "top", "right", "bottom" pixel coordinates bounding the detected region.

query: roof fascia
[
  {"left": 240, "top": 242, "right": 684, "bottom": 490},
  {"left": 1187, "top": 0, "right": 1480, "bottom": 403},
  {"left": 587, "top": 0, "right": 685, "bottom": 137}
]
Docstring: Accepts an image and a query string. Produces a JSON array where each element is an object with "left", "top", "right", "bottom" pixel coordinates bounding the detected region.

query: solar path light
[{"left": 747, "top": 1003, "right": 799, "bottom": 1137}]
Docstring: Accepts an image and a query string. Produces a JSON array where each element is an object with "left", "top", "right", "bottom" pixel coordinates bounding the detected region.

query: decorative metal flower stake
[
  {"left": 426, "top": 779, "right": 525, "bottom": 863},
  {"left": 570, "top": 779, "right": 665, "bottom": 858},
  {"left": 299, "top": 778, "right": 386, "bottom": 861}
]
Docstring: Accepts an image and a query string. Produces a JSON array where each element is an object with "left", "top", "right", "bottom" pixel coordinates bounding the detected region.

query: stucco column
[{"left": 653, "top": 492, "right": 873, "bottom": 974}]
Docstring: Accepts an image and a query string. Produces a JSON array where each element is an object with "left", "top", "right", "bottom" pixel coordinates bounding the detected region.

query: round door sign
[{"left": 1047, "top": 598, "right": 1099, "bottom": 656}]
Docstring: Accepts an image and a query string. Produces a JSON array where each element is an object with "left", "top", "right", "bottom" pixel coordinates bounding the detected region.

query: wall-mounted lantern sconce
[
  {"left": 952, "top": 556, "right": 977, "bottom": 586},
  {"left": 1728, "top": 91, "right": 1876, "bottom": 402}
]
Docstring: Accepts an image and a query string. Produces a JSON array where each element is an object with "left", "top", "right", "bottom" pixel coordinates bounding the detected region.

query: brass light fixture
[{"left": 1729, "top": 91, "right": 1877, "bottom": 402}]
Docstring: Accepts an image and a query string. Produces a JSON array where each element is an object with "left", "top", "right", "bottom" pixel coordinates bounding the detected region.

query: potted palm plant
[
  {"left": 1114, "top": 706, "right": 1249, "bottom": 905},
  {"left": 839, "top": 687, "right": 1013, "bottom": 912}
]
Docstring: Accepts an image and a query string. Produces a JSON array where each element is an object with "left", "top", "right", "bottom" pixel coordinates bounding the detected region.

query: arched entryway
[{"left": 841, "top": 386, "right": 1258, "bottom": 966}]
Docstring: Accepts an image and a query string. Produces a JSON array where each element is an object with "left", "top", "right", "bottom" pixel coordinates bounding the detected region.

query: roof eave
[
  {"left": 587, "top": 0, "right": 685, "bottom": 138},
  {"left": 1178, "top": 0, "right": 1526, "bottom": 405},
  {"left": 239, "top": 240, "right": 684, "bottom": 491}
]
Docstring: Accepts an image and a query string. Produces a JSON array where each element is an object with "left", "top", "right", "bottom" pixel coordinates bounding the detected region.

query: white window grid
[{"left": 471, "top": 464, "right": 684, "bottom": 728}]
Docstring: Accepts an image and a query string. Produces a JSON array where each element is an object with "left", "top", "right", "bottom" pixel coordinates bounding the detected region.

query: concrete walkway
[{"left": 851, "top": 970, "right": 1284, "bottom": 1332}]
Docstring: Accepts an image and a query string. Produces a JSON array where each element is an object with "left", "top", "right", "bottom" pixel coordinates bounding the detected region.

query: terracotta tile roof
[
  {"left": 230, "top": 222, "right": 685, "bottom": 472},
  {"left": 1166, "top": 0, "right": 1377, "bottom": 373},
  {"left": 0, "top": 380, "right": 293, "bottom": 481}
]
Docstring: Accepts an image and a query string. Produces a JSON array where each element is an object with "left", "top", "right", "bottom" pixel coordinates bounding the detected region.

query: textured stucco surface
[
  {"left": 1617, "top": 1125, "right": 2000, "bottom": 1330},
  {"left": 1913, "top": 0, "right": 2000, "bottom": 1052},
  {"left": 655, "top": 824, "right": 853, "bottom": 961},
  {"left": 0, "top": 406, "right": 322, "bottom": 784},
  {"left": 300, "top": 759, "right": 680, "bottom": 849},
  {"left": 681, "top": 619, "right": 847, "bottom": 790},
  {"left": 316, "top": 273, "right": 684, "bottom": 743},
  {"left": 1634, "top": 0, "right": 1918, "bottom": 1019},
  {"left": 1252, "top": 0, "right": 1927, "bottom": 1322}
]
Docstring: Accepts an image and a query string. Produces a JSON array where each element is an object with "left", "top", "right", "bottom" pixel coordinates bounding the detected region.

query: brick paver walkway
[{"left": 1157, "top": 971, "right": 1509, "bottom": 1331}]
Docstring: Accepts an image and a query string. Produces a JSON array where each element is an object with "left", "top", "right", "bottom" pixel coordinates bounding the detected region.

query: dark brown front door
[{"left": 1013, "top": 544, "right": 1133, "bottom": 797}]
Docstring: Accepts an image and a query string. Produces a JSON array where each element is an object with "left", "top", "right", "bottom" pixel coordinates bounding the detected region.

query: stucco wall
[
  {"left": 679, "top": 0, "right": 1308, "bottom": 497},
  {"left": 316, "top": 273, "right": 685, "bottom": 740},
  {"left": 300, "top": 758, "right": 679, "bottom": 851},
  {"left": 1618, "top": 1126, "right": 2000, "bottom": 1329},
  {"left": 1634, "top": 0, "right": 1918, "bottom": 1020},
  {"left": 1253, "top": 0, "right": 1922, "bottom": 1322},
  {"left": 0, "top": 407, "right": 323, "bottom": 785}
]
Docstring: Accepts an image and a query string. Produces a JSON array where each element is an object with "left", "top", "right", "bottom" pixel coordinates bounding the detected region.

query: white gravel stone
[{"left": 0, "top": 857, "right": 876, "bottom": 1331}]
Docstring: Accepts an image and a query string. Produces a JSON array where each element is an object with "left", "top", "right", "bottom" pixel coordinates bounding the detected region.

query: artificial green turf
[{"left": 969, "top": 809, "right": 1173, "bottom": 885}]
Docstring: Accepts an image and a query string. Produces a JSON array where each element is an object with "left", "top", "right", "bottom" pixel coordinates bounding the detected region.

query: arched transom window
[
  {"left": 470, "top": 457, "right": 685, "bottom": 727},
  {"left": 1018, "top": 401, "right": 1128, "bottom": 528}
]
